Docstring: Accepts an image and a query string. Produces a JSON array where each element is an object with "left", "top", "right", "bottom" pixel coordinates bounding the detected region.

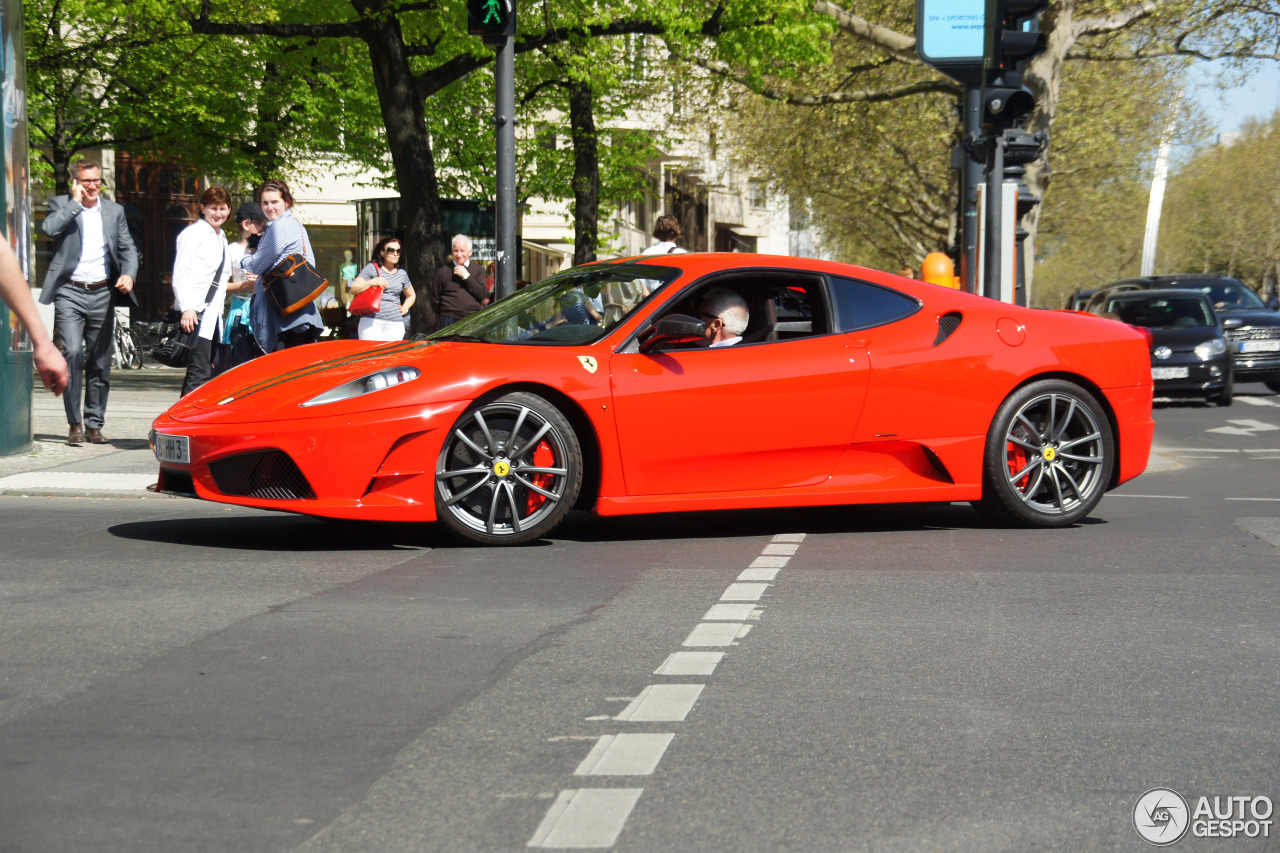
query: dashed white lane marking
[
  {"left": 721, "top": 582, "right": 768, "bottom": 601},
  {"left": 531, "top": 532, "right": 806, "bottom": 849},
  {"left": 762, "top": 543, "right": 799, "bottom": 555},
  {"left": 683, "top": 622, "right": 752, "bottom": 647},
  {"left": 1225, "top": 497, "right": 1280, "bottom": 502},
  {"left": 1209, "top": 419, "right": 1280, "bottom": 436},
  {"left": 654, "top": 651, "right": 723, "bottom": 676},
  {"left": 0, "top": 472, "right": 155, "bottom": 491},
  {"left": 614, "top": 684, "right": 705, "bottom": 722},
  {"left": 1238, "top": 396, "right": 1280, "bottom": 407},
  {"left": 574, "top": 733, "right": 675, "bottom": 776},
  {"left": 1110, "top": 494, "right": 1189, "bottom": 499},
  {"left": 528, "top": 788, "right": 643, "bottom": 848},
  {"left": 1160, "top": 448, "right": 1240, "bottom": 453},
  {"left": 702, "top": 603, "right": 759, "bottom": 621}
]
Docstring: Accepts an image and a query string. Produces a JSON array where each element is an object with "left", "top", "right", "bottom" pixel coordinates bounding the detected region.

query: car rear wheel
[
  {"left": 972, "top": 380, "right": 1114, "bottom": 528},
  {"left": 1212, "top": 379, "right": 1233, "bottom": 406},
  {"left": 1265, "top": 377, "right": 1280, "bottom": 395},
  {"left": 435, "top": 392, "right": 583, "bottom": 545}
]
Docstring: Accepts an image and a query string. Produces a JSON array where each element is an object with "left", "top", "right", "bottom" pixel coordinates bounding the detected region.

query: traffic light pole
[
  {"left": 493, "top": 34, "right": 516, "bottom": 301},
  {"left": 983, "top": 133, "right": 1004, "bottom": 300},
  {"left": 961, "top": 86, "right": 982, "bottom": 294}
]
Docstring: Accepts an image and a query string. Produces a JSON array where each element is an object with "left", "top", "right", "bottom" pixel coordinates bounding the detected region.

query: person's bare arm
[{"left": 0, "top": 242, "right": 67, "bottom": 394}]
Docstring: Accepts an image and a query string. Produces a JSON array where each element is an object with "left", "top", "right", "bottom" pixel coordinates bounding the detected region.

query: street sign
[{"left": 916, "top": 0, "right": 986, "bottom": 83}]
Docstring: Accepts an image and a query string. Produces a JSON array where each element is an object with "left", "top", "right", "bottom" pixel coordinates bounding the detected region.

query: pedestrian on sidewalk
[
  {"left": 641, "top": 215, "right": 686, "bottom": 256},
  {"left": 433, "top": 234, "right": 487, "bottom": 331},
  {"left": 348, "top": 237, "right": 415, "bottom": 342},
  {"left": 38, "top": 158, "right": 139, "bottom": 445},
  {"left": 0, "top": 240, "right": 67, "bottom": 394},
  {"left": 171, "top": 186, "right": 233, "bottom": 397},
  {"left": 238, "top": 179, "right": 323, "bottom": 352},
  {"left": 223, "top": 201, "right": 266, "bottom": 367}
]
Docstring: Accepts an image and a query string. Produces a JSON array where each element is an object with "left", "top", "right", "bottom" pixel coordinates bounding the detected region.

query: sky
[{"left": 1189, "top": 60, "right": 1280, "bottom": 137}]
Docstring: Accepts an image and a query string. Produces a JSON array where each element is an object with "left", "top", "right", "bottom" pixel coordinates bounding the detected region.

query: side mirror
[{"left": 639, "top": 314, "right": 706, "bottom": 352}]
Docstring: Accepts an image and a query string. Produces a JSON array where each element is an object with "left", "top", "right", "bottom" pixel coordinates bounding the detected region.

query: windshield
[
  {"left": 1107, "top": 295, "right": 1214, "bottom": 328},
  {"left": 426, "top": 264, "right": 678, "bottom": 345},
  {"left": 1198, "top": 283, "right": 1265, "bottom": 311}
]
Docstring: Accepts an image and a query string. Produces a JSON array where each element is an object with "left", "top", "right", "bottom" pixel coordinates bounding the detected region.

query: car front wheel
[
  {"left": 972, "top": 380, "right": 1115, "bottom": 527},
  {"left": 435, "top": 392, "right": 583, "bottom": 545}
]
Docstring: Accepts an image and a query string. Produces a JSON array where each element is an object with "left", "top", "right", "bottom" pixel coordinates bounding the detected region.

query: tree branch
[
  {"left": 683, "top": 52, "right": 960, "bottom": 105},
  {"left": 811, "top": 1, "right": 918, "bottom": 63}
]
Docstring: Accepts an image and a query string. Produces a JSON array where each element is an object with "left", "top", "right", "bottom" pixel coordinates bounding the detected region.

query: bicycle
[{"left": 111, "top": 311, "right": 146, "bottom": 369}]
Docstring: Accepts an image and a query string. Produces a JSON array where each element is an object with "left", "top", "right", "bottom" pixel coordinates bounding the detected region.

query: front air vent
[
  {"left": 933, "top": 311, "right": 962, "bottom": 347},
  {"left": 209, "top": 450, "right": 316, "bottom": 500}
]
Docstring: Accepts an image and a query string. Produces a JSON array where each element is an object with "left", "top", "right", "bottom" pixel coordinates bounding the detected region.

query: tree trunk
[
  {"left": 362, "top": 18, "right": 446, "bottom": 335},
  {"left": 569, "top": 82, "right": 599, "bottom": 267}
]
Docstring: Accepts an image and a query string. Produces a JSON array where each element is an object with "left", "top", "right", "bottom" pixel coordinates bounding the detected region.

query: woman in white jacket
[{"left": 171, "top": 186, "right": 232, "bottom": 396}]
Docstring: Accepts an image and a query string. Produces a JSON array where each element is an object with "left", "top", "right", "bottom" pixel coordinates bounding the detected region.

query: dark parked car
[
  {"left": 1065, "top": 288, "right": 1096, "bottom": 311},
  {"left": 1090, "top": 288, "right": 1232, "bottom": 405},
  {"left": 1084, "top": 275, "right": 1280, "bottom": 391}
]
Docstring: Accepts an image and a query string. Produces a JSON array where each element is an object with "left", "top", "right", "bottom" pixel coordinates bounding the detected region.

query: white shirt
[
  {"left": 171, "top": 219, "right": 230, "bottom": 341},
  {"left": 710, "top": 336, "right": 743, "bottom": 348},
  {"left": 642, "top": 241, "right": 686, "bottom": 255},
  {"left": 69, "top": 202, "right": 108, "bottom": 283}
]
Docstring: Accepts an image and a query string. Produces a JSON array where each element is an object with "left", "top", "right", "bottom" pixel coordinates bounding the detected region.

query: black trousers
[{"left": 181, "top": 330, "right": 218, "bottom": 398}]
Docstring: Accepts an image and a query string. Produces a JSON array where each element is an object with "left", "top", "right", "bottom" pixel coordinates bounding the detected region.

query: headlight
[
  {"left": 301, "top": 366, "right": 421, "bottom": 407},
  {"left": 1194, "top": 338, "right": 1227, "bottom": 360}
]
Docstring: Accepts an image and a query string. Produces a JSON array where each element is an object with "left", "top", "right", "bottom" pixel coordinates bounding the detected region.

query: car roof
[
  {"left": 1104, "top": 288, "right": 1213, "bottom": 303},
  {"left": 1105, "top": 274, "right": 1247, "bottom": 289}
]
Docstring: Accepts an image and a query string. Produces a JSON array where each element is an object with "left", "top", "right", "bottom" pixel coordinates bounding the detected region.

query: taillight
[{"left": 1130, "top": 325, "right": 1154, "bottom": 348}]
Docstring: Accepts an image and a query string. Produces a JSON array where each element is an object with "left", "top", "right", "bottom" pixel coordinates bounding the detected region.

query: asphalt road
[{"left": 1, "top": 386, "right": 1278, "bottom": 852}]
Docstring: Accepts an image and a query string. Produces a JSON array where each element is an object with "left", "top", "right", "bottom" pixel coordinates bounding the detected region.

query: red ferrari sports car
[{"left": 151, "top": 253, "right": 1154, "bottom": 545}]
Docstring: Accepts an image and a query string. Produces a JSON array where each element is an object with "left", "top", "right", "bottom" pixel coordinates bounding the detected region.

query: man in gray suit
[{"left": 38, "top": 159, "right": 139, "bottom": 445}]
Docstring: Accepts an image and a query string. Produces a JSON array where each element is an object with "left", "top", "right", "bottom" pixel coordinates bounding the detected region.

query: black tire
[
  {"left": 1213, "top": 379, "right": 1233, "bottom": 406},
  {"left": 971, "top": 379, "right": 1115, "bottom": 528},
  {"left": 1265, "top": 377, "right": 1280, "bottom": 395},
  {"left": 434, "top": 391, "right": 583, "bottom": 545}
]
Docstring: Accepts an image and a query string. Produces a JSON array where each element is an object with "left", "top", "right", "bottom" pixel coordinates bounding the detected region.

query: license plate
[
  {"left": 155, "top": 434, "right": 190, "bottom": 464},
  {"left": 1240, "top": 340, "right": 1280, "bottom": 353},
  {"left": 1152, "top": 366, "right": 1189, "bottom": 380}
]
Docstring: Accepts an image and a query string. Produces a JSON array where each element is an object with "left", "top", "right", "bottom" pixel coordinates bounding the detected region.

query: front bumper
[{"left": 152, "top": 399, "right": 470, "bottom": 521}]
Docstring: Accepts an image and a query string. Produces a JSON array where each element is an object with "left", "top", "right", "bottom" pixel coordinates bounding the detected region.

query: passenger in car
[{"left": 697, "top": 289, "right": 749, "bottom": 347}]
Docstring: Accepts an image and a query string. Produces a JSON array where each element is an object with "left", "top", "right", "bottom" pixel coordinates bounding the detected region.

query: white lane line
[
  {"left": 683, "top": 622, "right": 751, "bottom": 647},
  {"left": 738, "top": 567, "right": 779, "bottom": 581},
  {"left": 0, "top": 472, "right": 156, "bottom": 491},
  {"left": 749, "top": 555, "right": 789, "bottom": 569},
  {"left": 762, "top": 543, "right": 799, "bottom": 555},
  {"left": 654, "top": 651, "right": 724, "bottom": 676},
  {"left": 1225, "top": 497, "right": 1280, "bottom": 502},
  {"left": 702, "top": 603, "right": 759, "bottom": 621},
  {"left": 1180, "top": 455, "right": 1223, "bottom": 459},
  {"left": 1159, "top": 448, "right": 1240, "bottom": 453},
  {"left": 1244, "top": 448, "right": 1280, "bottom": 453},
  {"left": 772, "top": 532, "right": 806, "bottom": 542},
  {"left": 1109, "top": 494, "right": 1189, "bottom": 499},
  {"left": 574, "top": 733, "right": 675, "bottom": 776},
  {"left": 1237, "top": 396, "right": 1280, "bottom": 407},
  {"left": 614, "top": 684, "right": 704, "bottom": 722},
  {"left": 721, "top": 582, "right": 768, "bottom": 601},
  {"left": 528, "top": 788, "right": 643, "bottom": 848}
]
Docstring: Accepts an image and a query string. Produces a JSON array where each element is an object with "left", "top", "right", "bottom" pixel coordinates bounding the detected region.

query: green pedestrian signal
[{"left": 468, "top": 0, "right": 516, "bottom": 39}]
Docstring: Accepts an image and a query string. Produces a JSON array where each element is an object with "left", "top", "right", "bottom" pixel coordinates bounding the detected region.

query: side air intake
[{"left": 933, "top": 312, "right": 962, "bottom": 347}]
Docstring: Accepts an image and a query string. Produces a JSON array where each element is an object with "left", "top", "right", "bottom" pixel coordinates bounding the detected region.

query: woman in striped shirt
[{"left": 239, "top": 179, "right": 324, "bottom": 352}]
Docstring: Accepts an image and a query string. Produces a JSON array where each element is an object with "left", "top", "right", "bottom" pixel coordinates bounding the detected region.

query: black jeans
[{"left": 181, "top": 332, "right": 216, "bottom": 397}]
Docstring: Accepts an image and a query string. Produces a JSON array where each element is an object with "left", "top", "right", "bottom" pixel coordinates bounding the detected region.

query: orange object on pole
[{"left": 922, "top": 252, "right": 960, "bottom": 289}]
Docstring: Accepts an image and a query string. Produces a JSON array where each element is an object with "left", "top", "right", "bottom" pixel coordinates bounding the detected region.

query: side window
[{"left": 829, "top": 276, "right": 920, "bottom": 332}]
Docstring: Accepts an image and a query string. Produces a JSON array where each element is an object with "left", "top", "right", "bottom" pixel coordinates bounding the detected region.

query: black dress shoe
[
  {"left": 86, "top": 427, "right": 107, "bottom": 445},
  {"left": 67, "top": 424, "right": 84, "bottom": 445}
]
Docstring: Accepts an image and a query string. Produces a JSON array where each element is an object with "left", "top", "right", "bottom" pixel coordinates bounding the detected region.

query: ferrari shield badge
[{"left": 578, "top": 356, "right": 598, "bottom": 374}]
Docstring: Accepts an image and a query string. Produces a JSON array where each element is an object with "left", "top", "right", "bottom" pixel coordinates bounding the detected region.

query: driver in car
[{"left": 697, "top": 289, "right": 749, "bottom": 347}]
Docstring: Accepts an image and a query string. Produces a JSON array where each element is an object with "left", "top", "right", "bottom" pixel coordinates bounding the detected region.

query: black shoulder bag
[{"left": 152, "top": 252, "right": 226, "bottom": 368}]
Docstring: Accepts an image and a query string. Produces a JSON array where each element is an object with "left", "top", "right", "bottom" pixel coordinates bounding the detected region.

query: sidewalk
[{"left": 0, "top": 365, "right": 186, "bottom": 499}]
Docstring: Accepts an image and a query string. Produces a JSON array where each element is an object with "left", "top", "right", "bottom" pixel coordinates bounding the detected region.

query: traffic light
[
  {"left": 980, "top": 0, "right": 1047, "bottom": 130},
  {"left": 467, "top": 0, "right": 516, "bottom": 39}
]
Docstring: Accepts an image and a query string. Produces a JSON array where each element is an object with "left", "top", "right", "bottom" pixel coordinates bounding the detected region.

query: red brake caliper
[
  {"left": 524, "top": 441, "right": 555, "bottom": 514},
  {"left": 1006, "top": 430, "right": 1031, "bottom": 493}
]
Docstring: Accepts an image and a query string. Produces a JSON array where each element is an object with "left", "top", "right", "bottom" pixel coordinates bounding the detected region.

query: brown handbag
[{"left": 263, "top": 253, "right": 328, "bottom": 317}]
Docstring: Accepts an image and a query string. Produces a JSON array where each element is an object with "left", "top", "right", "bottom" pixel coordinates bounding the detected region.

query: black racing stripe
[{"left": 228, "top": 340, "right": 427, "bottom": 400}]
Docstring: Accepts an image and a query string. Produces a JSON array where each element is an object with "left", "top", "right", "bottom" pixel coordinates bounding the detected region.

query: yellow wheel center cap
[
  {"left": 1042, "top": 447, "right": 1057, "bottom": 462},
  {"left": 493, "top": 460, "right": 511, "bottom": 477}
]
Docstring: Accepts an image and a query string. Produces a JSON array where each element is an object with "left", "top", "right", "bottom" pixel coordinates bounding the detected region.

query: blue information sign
[{"left": 916, "top": 0, "right": 986, "bottom": 82}]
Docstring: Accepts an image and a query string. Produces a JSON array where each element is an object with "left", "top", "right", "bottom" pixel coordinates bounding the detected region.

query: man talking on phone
[{"left": 38, "top": 158, "right": 139, "bottom": 445}]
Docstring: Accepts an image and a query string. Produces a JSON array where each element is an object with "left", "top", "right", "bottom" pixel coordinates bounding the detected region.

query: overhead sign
[{"left": 916, "top": 0, "right": 986, "bottom": 83}]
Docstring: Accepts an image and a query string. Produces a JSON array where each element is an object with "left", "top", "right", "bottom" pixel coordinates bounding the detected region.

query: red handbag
[{"left": 348, "top": 264, "right": 384, "bottom": 316}]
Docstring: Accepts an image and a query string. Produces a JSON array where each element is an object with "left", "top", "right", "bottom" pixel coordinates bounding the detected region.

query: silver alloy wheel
[
  {"left": 1001, "top": 391, "right": 1106, "bottom": 515},
  {"left": 435, "top": 396, "right": 576, "bottom": 540}
]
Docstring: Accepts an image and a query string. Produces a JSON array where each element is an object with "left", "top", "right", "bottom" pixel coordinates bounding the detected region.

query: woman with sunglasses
[{"left": 348, "top": 237, "right": 415, "bottom": 341}]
